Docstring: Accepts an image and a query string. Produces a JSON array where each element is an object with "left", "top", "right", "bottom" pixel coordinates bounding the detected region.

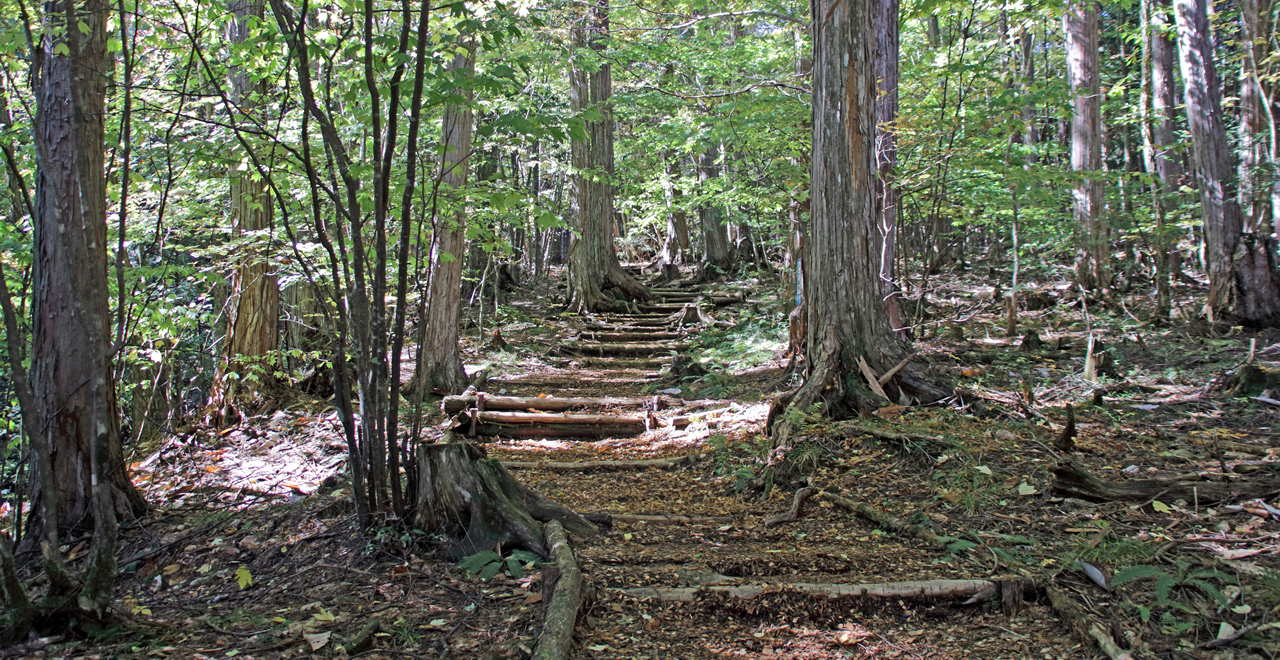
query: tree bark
[
  {"left": 697, "top": 143, "right": 734, "bottom": 277},
  {"left": 1175, "top": 0, "right": 1280, "bottom": 325},
  {"left": 874, "top": 0, "right": 904, "bottom": 334},
  {"left": 661, "top": 154, "right": 690, "bottom": 265},
  {"left": 415, "top": 44, "right": 475, "bottom": 394},
  {"left": 566, "top": 0, "right": 649, "bottom": 312},
  {"left": 1141, "top": 0, "right": 1183, "bottom": 319},
  {"left": 1238, "top": 0, "right": 1275, "bottom": 237},
  {"left": 1065, "top": 0, "right": 1109, "bottom": 292},
  {"left": 772, "top": 0, "right": 950, "bottom": 444},
  {"left": 27, "top": 0, "right": 145, "bottom": 548},
  {"left": 413, "top": 442, "right": 597, "bottom": 558},
  {"left": 210, "top": 0, "right": 279, "bottom": 421}
]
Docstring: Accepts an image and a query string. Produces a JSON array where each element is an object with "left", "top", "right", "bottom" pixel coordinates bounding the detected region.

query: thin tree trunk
[
  {"left": 1065, "top": 0, "right": 1109, "bottom": 292},
  {"left": 1238, "top": 0, "right": 1275, "bottom": 237},
  {"left": 661, "top": 154, "right": 689, "bottom": 265},
  {"left": 1175, "top": 0, "right": 1280, "bottom": 325},
  {"left": 874, "top": 0, "right": 904, "bottom": 333}
]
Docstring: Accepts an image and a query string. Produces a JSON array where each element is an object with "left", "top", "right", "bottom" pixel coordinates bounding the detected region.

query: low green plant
[
  {"left": 1113, "top": 562, "right": 1233, "bottom": 631},
  {"left": 459, "top": 549, "right": 543, "bottom": 581}
]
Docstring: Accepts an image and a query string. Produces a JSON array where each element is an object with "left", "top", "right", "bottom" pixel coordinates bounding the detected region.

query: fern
[{"left": 1112, "top": 564, "right": 1167, "bottom": 586}]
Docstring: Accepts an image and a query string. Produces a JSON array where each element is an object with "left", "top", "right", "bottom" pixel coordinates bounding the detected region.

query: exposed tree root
[
  {"left": 618, "top": 578, "right": 1028, "bottom": 604},
  {"left": 763, "top": 488, "right": 944, "bottom": 548},
  {"left": 1051, "top": 459, "right": 1280, "bottom": 503},
  {"left": 414, "top": 443, "right": 597, "bottom": 558},
  {"left": 533, "top": 521, "right": 585, "bottom": 660},
  {"left": 1046, "top": 586, "right": 1133, "bottom": 660}
]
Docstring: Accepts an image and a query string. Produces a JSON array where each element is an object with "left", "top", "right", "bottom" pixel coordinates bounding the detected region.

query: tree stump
[{"left": 414, "top": 442, "right": 597, "bottom": 558}]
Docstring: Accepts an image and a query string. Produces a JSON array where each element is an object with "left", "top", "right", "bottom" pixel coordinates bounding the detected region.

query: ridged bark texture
[
  {"left": 697, "top": 144, "right": 733, "bottom": 275},
  {"left": 1175, "top": 0, "right": 1280, "bottom": 325},
  {"left": 790, "top": 0, "right": 950, "bottom": 422},
  {"left": 873, "top": 0, "right": 903, "bottom": 332},
  {"left": 28, "top": 0, "right": 144, "bottom": 543},
  {"left": 1065, "top": 0, "right": 1109, "bottom": 291},
  {"left": 1238, "top": 0, "right": 1275, "bottom": 236},
  {"left": 566, "top": 0, "right": 648, "bottom": 311},
  {"left": 419, "top": 45, "right": 475, "bottom": 394}
]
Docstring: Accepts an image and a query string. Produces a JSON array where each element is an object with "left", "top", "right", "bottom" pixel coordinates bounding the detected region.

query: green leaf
[
  {"left": 78, "top": 20, "right": 90, "bottom": 35},
  {"left": 235, "top": 566, "right": 253, "bottom": 590},
  {"left": 54, "top": 42, "right": 70, "bottom": 56},
  {"left": 1151, "top": 500, "right": 1171, "bottom": 513},
  {"left": 1112, "top": 564, "right": 1166, "bottom": 586},
  {"left": 459, "top": 551, "right": 500, "bottom": 578}
]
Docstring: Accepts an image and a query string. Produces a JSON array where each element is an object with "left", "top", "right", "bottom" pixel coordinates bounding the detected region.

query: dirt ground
[{"left": 7, "top": 263, "right": 1280, "bottom": 659}]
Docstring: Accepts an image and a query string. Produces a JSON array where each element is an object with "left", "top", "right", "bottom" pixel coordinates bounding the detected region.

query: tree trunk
[
  {"left": 210, "top": 0, "right": 279, "bottom": 421},
  {"left": 1238, "top": 0, "right": 1275, "bottom": 237},
  {"left": 874, "top": 0, "right": 904, "bottom": 334},
  {"left": 661, "top": 154, "right": 689, "bottom": 266},
  {"left": 1175, "top": 0, "right": 1280, "bottom": 325},
  {"left": 413, "top": 442, "right": 597, "bottom": 558},
  {"left": 565, "top": 0, "right": 648, "bottom": 312},
  {"left": 1141, "top": 0, "right": 1182, "bottom": 320},
  {"left": 414, "top": 45, "right": 475, "bottom": 395},
  {"left": 697, "top": 143, "right": 734, "bottom": 277},
  {"left": 772, "top": 0, "right": 949, "bottom": 445},
  {"left": 27, "top": 0, "right": 144, "bottom": 557},
  {"left": 1065, "top": 0, "right": 1109, "bottom": 292}
]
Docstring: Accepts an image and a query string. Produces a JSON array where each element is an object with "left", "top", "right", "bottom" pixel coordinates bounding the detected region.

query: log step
[
  {"left": 566, "top": 342, "right": 689, "bottom": 356},
  {"left": 456, "top": 410, "right": 649, "bottom": 439},
  {"left": 443, "top": 394, "right": 679, "bottom": 415},
  {"left": 578, "top": 332, "right": 685, "bottom": 342}
]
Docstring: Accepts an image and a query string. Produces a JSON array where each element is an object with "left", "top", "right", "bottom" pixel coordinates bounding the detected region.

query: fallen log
[
  {"left": 443, "top": 394, "right": 677, "bottom": 415},
  {"left": 1051, "top": 459, "right": 1280, "bottom": 504},
  {"left": 503, "top": 453, "right": 709, "bottom": 471},
  {"left": 610, "top": 513, "right": 731, "bottom": 525},
  {"left": 618, "top": 579, "right": 1017, "bottom": 603},
  {"left": 413, "top": 442, "right": 597, "bottom": 558},
  {"left": 533, "top": 521, "right": 584, "bottom": 660}
]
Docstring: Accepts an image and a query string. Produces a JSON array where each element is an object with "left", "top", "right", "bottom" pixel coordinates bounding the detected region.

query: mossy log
[{"left": 413, "top": 442, "right": 597, "bottom": 558}]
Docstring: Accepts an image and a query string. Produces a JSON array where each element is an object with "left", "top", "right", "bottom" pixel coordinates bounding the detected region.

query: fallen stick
[
  {"left": 763, "top": 487, "right": 815, "bottom": 527},
  {"left": 618, "top": 579, "right": 1008, "bottom": 603},
  {"left": 1047, "top": 586, "right": 1133, "bottom": 660},
  {"left": 502, "top": 453, "right": 709, "bottom": 471},
  {"left": 1188, "top": 434, "right": 1279, "bottom": 456},
  {"left": 533, "top": 521, "right": 584, "bottom": 660}
]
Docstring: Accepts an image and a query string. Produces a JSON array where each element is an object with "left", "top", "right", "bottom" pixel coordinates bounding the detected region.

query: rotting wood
[
  {"left": 618, "top": 579, "right": 1016, "bottom": 603},
  {"left": 503, "top": 452, "right": 710, "bottom": 471},
  {"left": 443, "top": 394, "right": 680, "bottom": 415},
  {"left": 609, "top": 513, "right": 731, "bottom": 525},
  {"left": 533, "top": 521, "right": 584, "bottom": 660},
  {"left": 1052, "top": 459, "right": 1280, "bottom": 503},
  {"left": 1187, "top": 433, "right": 1279, "bottom": 456},
  {"left": 1047, "top": 586, "right": 1133, "bottom": 660},
  {"left": 344, "top": 618, "right": 382, "bottom": 655}
]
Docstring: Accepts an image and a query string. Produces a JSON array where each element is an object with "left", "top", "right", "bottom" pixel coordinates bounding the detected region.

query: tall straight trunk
[
  {"left": 772, "top": 0, "right": 949, "bottom": 444},
  {"left": 566, "top": 0, "right": 648, "bottom": 311},
  {"left": 697, "top": 143, "right": 734, "bottom": 275},
  {"left": 661, "top": 155, "right": 690, "bottom": 265},
  {"left": 1065, "top": 0, "right": 1109, "bottom": 291},
  {"left": 1020, "top": 27, "right": 1039, "bottom": 159},
  {"left": 212, "top": 0, "right": 278, "bottom": 420},
  {"left": 28, "top": 0, "right": 144, "bottom": 550},
  {"left": 417, "top": 44, "right": 475, "bottom": 394},
  {"left": 1140, "top": 0, "right": 1176, "bottom": 319},
  {"left": 1238, "top": 0, "right": 1275, "bottom": 236},
  {"left": 1175, "top": 0, "right": 1280, "bottom": 325},
  {"left": 873, "top": 0, "right": 904, "bottom": 332}
]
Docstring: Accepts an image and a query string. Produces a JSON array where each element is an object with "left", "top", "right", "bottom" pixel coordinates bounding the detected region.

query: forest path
[{"left": 470, "top": 269, "right": 1078, "bottom": 659}]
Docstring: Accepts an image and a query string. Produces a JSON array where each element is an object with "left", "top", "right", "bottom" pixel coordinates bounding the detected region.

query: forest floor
[{"left": 8, "top": 261, "right": 1280, "bottom": 659}]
